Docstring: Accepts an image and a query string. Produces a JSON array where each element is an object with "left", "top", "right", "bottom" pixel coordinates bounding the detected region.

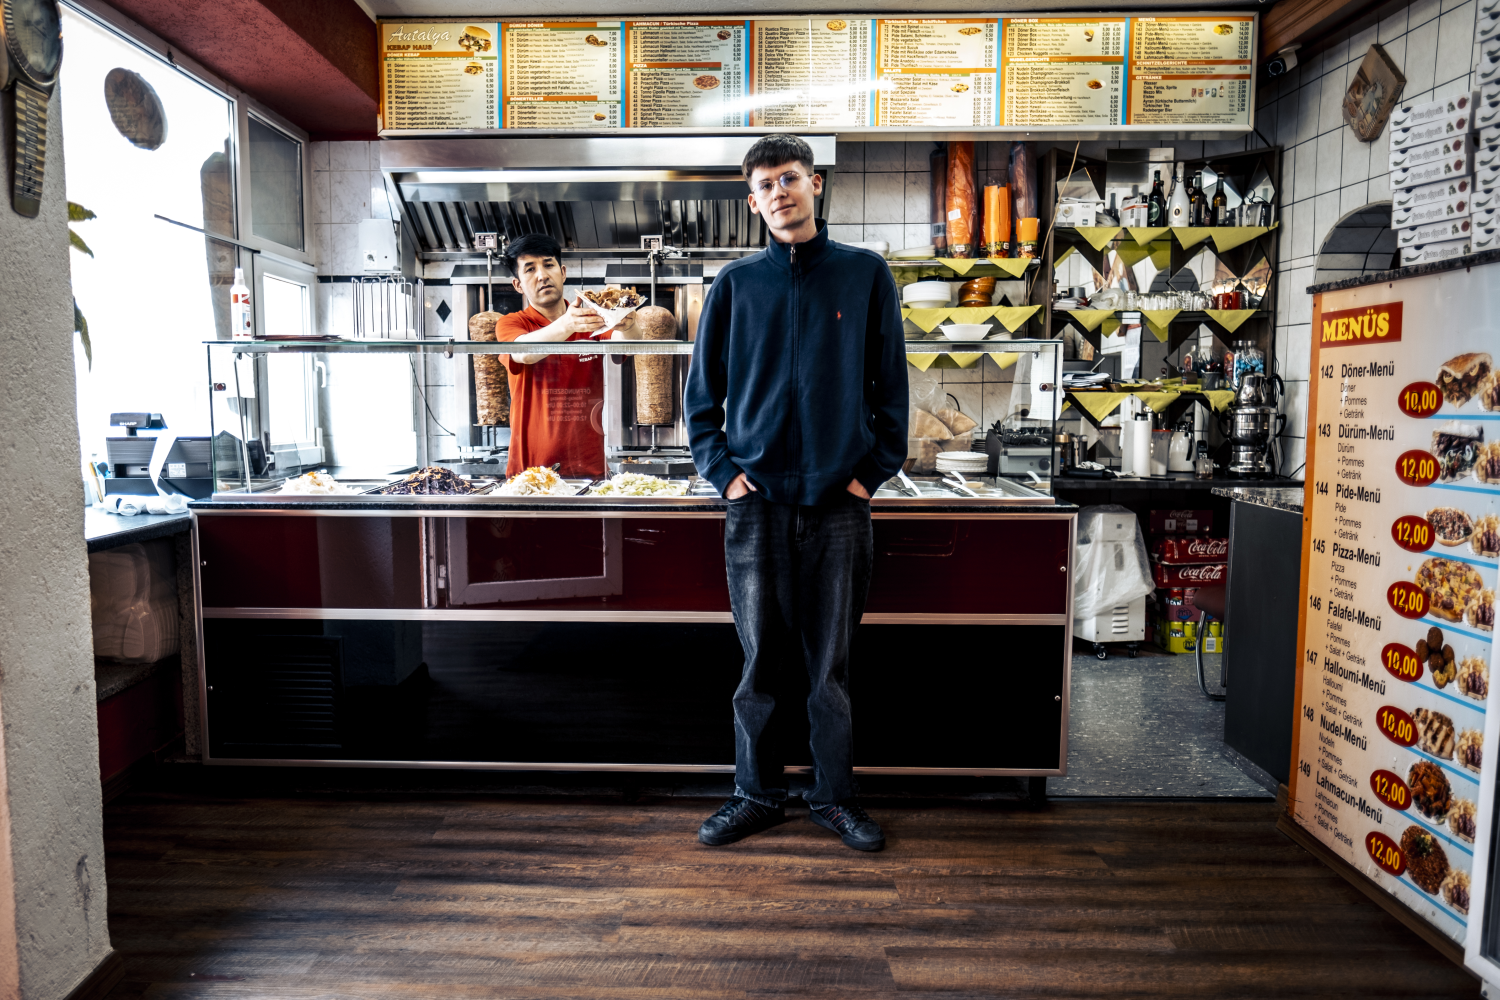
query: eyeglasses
[{"left": 751, "top": 171, "right": 807, "bottom": 197}]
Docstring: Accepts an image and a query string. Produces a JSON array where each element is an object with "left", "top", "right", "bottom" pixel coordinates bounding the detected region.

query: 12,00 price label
[
  {"left": 1376, "top": 704, "right": 1418, "bottom": 747},
  {"left": 1381, "top": 641, "right": 1423, "bottom": 682},
  {"left": 1391, "top": 515, "right": 1434, "bottom": 553},
  {"left": 1388, "top": 581, "right": 1428, "bottom": 619},
  {"left": 1398, "top": 382, "right": 1443, "bottom": 419},
  {"left": 1370, "top": 769, "right": 1412, "bottom": 811},
  {"left": 1367, "top": 830, "right": 1408, "bottom": 876},
  {"left": 1395, "top": 450, "right": 1440, "bottom": 487}
]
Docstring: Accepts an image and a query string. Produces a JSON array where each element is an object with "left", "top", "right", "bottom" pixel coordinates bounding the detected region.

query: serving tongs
[
  {"left": 940, "top": 473, "right": 981, "bottom": 498},
  {"left": 895, "top": 468, "right": 921, "bottom": 497}
]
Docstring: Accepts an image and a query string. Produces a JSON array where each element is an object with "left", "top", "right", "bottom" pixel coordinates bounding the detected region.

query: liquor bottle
[
  {"left": 1211, "top": 175, "right": 1228, "bottom": 227},
  {"left": 1147, "top": 170, "right": 1166, "bottom": 227},
  {"left": 1190, "top": 170, "right": 1207, "bottom": 226},
  {"left": 1168, "top": 163, "right": 1191, "bottom": 226},
  {"left": 231, "top": 267, "right": 253, "bottom": 340}
]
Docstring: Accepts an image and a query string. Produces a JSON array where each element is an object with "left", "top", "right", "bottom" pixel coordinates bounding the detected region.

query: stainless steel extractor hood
[{"left": 380, "top": 135, "right": 838, "bottom": 257}]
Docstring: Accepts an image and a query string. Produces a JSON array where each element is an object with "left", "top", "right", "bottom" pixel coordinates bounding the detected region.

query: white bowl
[
  {"left": 905, "top": 299, "right": 949, "bottom": 310},
  {"left": 903, "top": 280, "right": 952, "bottom": 304},
  {"left": 893, "top": 244, "right": 937, "bottom": 259},
  {"left": 940, "top": 324, "right": 990, "bottom": 341}
]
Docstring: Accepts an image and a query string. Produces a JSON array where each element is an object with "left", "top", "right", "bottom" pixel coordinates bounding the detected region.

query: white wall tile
[
  {"left": 903, "top": 223, "right": 930, "bottom": 249},
  {"left": 864, "top": 141, "right": 904, "bottom": 172},
  {"left": 1318, "top": 63, "right": 1349, "bottom": 134},
  {"left": 1379, "top": 34, "right": 1409, "bottom": 84},
  {"left": 981, "top": 353, "right": 1018, "bottom": 382},
  {"left": 828, "top": 174, "right": 864, "bottom": 224},
  {"left": 370, "top": 177, "right": 394, "bottom": 220},
  {"left": 863, "top": 171, "right": 904, "bottom": 224},
  {"left": 314, "top": 222, "right": 330, "bottom": 271},
  {"left": 329, "top": 223, "right": 362, "bottom": 275},
  {"left": 1277, "top": 94, "right": 1301, "bottom": 149},
  {"left": 1280, "top": 435, "right": 1307, "bottom": 477},
  {"left": 904, "top": 171, "right": 929, "bottom": 223},
  {"left": 1281, "top": 379, "right": 1310, "bottom": 438},
  {"left": 309, "top": 141, "right": 331, "bottom": 172},
  {"left": 1294, "top": 137, "right": 1319, "bottom": 202},
  {"left": 1312, "top": 189, "right": 1343, "bottom": 253},
  {"left": 1287, "top": 263, "right": 1316, "bottom": 324},
  {"left": 907, "top": 141, "right": 935, "bottom": 171},
  {"left": 981, "top": 379, "right": 1016, "bottom": 427},
  {"left": 330, "top": 170, "right": 372, "bottom": 224},
  {"left": 942, "top": 381, "right": 983, "bottom": 418},
  {"left": 837, "top": 142, "right": 864, "bottom": 171},
  {"left": 827, "top": 223, "right": 863, "bottom": 244},
  {"left": 1296, "top": 77, "right": 1323, "bottom": 145},
  {"left": 1340, "top": 180, "right": 1371, "bottom": 216},
  {"left": 1341, "top": 126, "right": 1370, "bottom": 184},
  {"left": 1315, "top": 131, "right": 1345, "bottom": 194},
  {"left": 863, "top": 222, "right": 903, "bottom": 249},
  {"left": 1437, "top": 2, "right": 1478, "bottom": 87},
  {"left": 941, "top": 363, "right": 981, "bottom": 384},
  {"left": 1403, "top": 17, "right": 1442, "bottom": 95},
  {"left": 310, "top": 170, "right": 330, "bottom": 225},
  {"left": 1349, "top": 23, "right": 1379, "bottom": 60},
  {"left": 1410, "top": 0, "right": 1444, "bottom": 29},
  {"left": 1367, "top": 169, "right": 1392, "bottom": 205},
  {"left": 329, "top": 141, "right": 369, "bottom": 172},
  {"left": 1283, "top": 323, "right": 1313, "bottom": 381},
  {"left": 1380, "top": 6, "right": 1409, "bottom": 41},
  {"left": 1275, "top": 322, "right": 1289, "bottom": 365},
  {"left": 1322, "top": 37, "right": 1350, "bottom": 75}
]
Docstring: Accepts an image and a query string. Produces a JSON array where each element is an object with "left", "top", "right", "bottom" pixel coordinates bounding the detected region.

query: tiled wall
[{"left": 1256, "top": 0, "right": 1481, "bottom": 475}]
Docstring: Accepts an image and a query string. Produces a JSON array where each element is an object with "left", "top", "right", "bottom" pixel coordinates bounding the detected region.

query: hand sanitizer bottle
[{"left": 231, "top": 268, "right": 252, "bottom": 340}]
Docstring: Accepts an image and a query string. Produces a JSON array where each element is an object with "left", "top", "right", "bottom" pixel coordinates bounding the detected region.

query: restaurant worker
[
  {"left": 685, "top": 134, "right": 908, "bottom": 852},
  {"left": 494, "top": 233, "right": 633, "bottom": 478}
]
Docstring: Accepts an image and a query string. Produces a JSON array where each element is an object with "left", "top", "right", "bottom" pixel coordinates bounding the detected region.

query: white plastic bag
[
  {"left": 89, "top": 540, "right": 180, "bottom": 663},
  {"left": 1072, "top": 504, "right": 1154, "bottom": 622}
]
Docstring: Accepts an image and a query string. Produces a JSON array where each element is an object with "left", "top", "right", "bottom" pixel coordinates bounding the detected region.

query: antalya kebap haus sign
[
  {"left": 1290, "top": 265, "right": 1499, "bottom": 952},
  {"left": 376, "top": 14, "right": 1258, "bottom": 133}
]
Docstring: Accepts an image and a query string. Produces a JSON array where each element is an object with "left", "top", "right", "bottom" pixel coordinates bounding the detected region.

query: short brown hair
[{"left": 742, "top": 134, "right": 814, "bottom": 179}]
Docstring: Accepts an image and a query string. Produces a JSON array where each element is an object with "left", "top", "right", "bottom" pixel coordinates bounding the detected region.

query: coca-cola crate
[
  {"left": 1152, "top": 560, "right": 1228, "bottom": 587},
  {"left": 1149, "top": 509, "right": 1214, "bottom": 534},
  {"left": 1153, "top": 535, "right": 1229, "bottom": 564}
]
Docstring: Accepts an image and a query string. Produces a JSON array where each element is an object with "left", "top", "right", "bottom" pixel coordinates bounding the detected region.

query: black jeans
[{"left": 723, "top": 489, "right": 874, "bottom": 807}]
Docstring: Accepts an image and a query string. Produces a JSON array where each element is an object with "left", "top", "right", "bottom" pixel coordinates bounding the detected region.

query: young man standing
[
  {"left": 493, "top": 233, "right": 631, "bottom": 478},
  {"left": 685, "top": 135, "right": 908, "bottom": 852}
]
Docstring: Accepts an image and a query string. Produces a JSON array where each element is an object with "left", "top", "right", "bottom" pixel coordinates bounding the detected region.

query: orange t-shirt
[{"left": 495, "top": 302, "right": 606, "bottom": 478}]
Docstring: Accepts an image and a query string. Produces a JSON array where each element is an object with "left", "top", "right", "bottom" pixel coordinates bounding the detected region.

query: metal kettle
[{"left": 1235, "top": 371, "right": 1283, "bottom": 407}]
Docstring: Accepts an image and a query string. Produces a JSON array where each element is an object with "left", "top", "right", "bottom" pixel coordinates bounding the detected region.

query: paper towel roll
[{"left": 1128, "top": 414, "right": 1153, "bottom": 477}]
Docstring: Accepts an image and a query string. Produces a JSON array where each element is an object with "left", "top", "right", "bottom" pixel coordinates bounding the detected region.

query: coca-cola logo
[
  {"left": 1166, "top": 509, "right": 1196, "bottom": 519},
  {"left": 1185, "top": 538, "right": 1228, "bottom": 557},
  {"left": 1176, "top": 564, "right": 1226, "bottom": 582}
]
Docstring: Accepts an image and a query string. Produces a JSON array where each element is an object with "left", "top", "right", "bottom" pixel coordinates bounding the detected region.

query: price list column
[
  {"left": 874, "top": 19, "right": 998, "bottom": 128},
  {"left": 625, "top": 21, "right": 746, "bottom": 128},
  {"left": 380, "top": 22, "right": 499, "bottom": 131},
  {"left": 1126, "top": 16, "right": 1254, "bottom": 127},
  {"left": 1000, "top": 18, "right": 1126, "bottom": 127},
  {"left": 1291, "top": 291, "right": 1498, "bottom": 946},
  {"left": 502, "top": 21, "right": 622, "bottom": 128}
]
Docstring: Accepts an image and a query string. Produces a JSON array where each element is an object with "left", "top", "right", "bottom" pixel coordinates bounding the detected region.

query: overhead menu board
[
  {"left": 1000, "top": 18, "right": 1126, "bottom": 126},
  {"left": 380, "top": 22, "right": 498, "bottom": 130},
  {"left": 377, "top": 12, "right": 1257, "bottom": 134},
  {"left": 876, "top": 19, "right": 998, "bottom": 128},
  {"left": 626, "top": 21, "right": 747, "bottom": 128},
  {"left": 1127, "top": 16, "right": 1254, "bottom": 125},
  {"left": 1288, "top": 266, "right": 1500, "bottom": 948},
  {"left": 502, "top": 21, "right": 623, "bottom": 128},
  {"left": 749, "top": 19, "right": 874, "bottom": 127}
]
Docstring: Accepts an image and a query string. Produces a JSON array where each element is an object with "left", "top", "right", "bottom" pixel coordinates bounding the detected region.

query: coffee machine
[{"left": 1223, "top": 373, "right": 1284, "bottom": 477}]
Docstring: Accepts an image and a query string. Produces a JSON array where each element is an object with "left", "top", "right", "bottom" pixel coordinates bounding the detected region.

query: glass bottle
[
  {"left": 1168, "top": 163, "right": 1191, "bottom": 226},
  {"left": 1148, "top": 170, "right": 1166, "bottom": 227},
  {"left": 1190, "top": 170, "right": 1207, "bottom": 226},
  {"left": 1195, "top": 441, "right": 1215, "bottom": 480},
  {"left": 1211, "top": 175, "right": 1228, "bottom": 227}
]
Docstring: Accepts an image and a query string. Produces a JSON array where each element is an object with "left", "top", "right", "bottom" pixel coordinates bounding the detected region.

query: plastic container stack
[{"left": 1146, "top": 508, "right": 1228, "bottom": 655}]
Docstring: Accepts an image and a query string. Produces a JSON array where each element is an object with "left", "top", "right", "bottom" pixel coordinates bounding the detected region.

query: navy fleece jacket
[{"left": 685, "top": 220, "right": 909, "bottom": 506}]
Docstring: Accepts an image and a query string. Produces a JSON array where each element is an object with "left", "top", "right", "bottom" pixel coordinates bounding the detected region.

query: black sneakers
[
  {"left": 808, "top": 800, "right": 885, "bottom": 851},
  {"left": 698, "top": 796, "right": 785, "bottom": 846}
]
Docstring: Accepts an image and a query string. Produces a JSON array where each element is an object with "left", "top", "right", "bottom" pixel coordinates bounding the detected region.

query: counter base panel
[{"left": 201, "top": 620, "right": 1067, "bottom": 774}]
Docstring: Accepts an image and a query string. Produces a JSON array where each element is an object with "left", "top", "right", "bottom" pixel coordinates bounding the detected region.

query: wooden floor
[{"left": 101, "top": 793, "right": 1478, "bottom": 999}]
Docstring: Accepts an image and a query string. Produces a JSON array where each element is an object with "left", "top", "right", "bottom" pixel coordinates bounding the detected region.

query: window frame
[{"left": 239, "top": 109, "right": 313, "bottom": 262}]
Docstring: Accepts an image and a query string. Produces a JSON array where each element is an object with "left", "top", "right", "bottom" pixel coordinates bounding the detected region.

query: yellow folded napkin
[
  {"left": 1210, "top": 226, "right": 1269, "bottom": 253},
  {"left": 1064, "top": 308, "right": 1117, "bottom": 332},
  {"left": 1203, "top": 308, "right": 1258, "bottom": 333},
  {"left": 906, "top": 353, "right": 940, "bottom": 372},
  {"left": 991, "top": 305, "right": 1041, "bottom": 332},
  {"left": 1172, "top": 226, "right": 1213, "bottom": 249},
  {"left": 1073, "top": 226, "right": 1123, "bottom": 251},
  {"left": 904, "top": 308, "right": 952, "bottom": 333}
]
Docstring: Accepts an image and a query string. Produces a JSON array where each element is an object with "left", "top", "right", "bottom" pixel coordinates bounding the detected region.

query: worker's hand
[
  {"left": 724, "top": 472, "right": 757, "bottom": 499},
  {"left": 608, "top": 312, "right": 642, "bottom": 340},
  {"left": 559, "top": 299, "right": 606, "bottom": 337},
  {"left": 846, "top": 478, "right": 870, "bottom": 499}
]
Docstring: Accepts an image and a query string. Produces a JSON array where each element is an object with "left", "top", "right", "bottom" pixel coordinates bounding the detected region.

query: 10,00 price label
[
  {"left": 1381, "top": 642, "right": 1423, "bottom": 682},
  {"left": 1391, "top": 515, "right": 1434, "bottom": 553},
  {"left": 1397, "top": 381, "right": 1443, "bottom": 419},
  {"left": 1376, "top": 704, "right": 1418, "bottom": 747},
  {"left": 1367, "top": 830, "right": 1408, "bottom": 876},
  {"left": 1388, "top": 581, "right": 1428, "bottom": 619}
]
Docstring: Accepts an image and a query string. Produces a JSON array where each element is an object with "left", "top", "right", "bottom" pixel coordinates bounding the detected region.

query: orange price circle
[
  {"left": 1391, "top": 515, "right": 1434, "bottom": 554},
  {"left": 1387, "top": 581, "right": 1428, "bottom": 619},
  {"left": 1380, "top": 642, "right": 1423, "bottom": 683},
  {"left": 1369, "top": 769, "right": 1412, "bottom": 812},
  {"left": 1394, "top": 450, "right": 1440, "bottom": 488},
  {"left": 1367, "top": 830, "right": 1407, "bottom": 876},
  {"left": 1397, "top": 381, "right": 1443, "bottom": 419},
  {"left": 1375, "top": 704, "right": 1418, "bottom": 748}
]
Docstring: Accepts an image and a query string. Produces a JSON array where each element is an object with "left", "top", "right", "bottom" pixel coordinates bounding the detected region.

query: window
[{"left": 248, "top": 117, "right": 304, "bottom": 251}]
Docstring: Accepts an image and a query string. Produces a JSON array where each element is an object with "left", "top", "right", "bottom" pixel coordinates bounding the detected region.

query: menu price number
[
  {"left": 1381, "top": 641, "right": 1424, "bottom": 682},
  {"left": 1309, "top": 594, "right": 1323, "bottom": 612},
  {"left": 1376, "top": 704, "right": 1418, "bottom": 748},
  {"left": 1398, "top": 382, "right": 1443, "bottom": 419},
  {"left": 1317, "top": 422, "right": 1332, "bottom": 438},
  {"left": 1370, "top": 769, "right": 1412, "bottom": 811},
  {"left": 1312, "top": 538, "right": 1326, "bottom": 554},
  {"left": 1299, "top": 759, "right": 1312, "bottom": 778},
  {"left": 1367, "top": 830, "right": 1408, "bottom": 876},
  {"left": 1315, "top": 482, "right": 1329, "bottom": 496},
  {"left": 1391, "top": 515, "right": 1434, "bottom": 554},
  {"left": 1321, "top": 364, "right": 1335, "bottom": 379},
  {"left": 1395, "top": 450, "right": 1439, "bottom": 488},
  {"left": 1387, "top": 581, "right": 1428, "bottom": 619}
]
